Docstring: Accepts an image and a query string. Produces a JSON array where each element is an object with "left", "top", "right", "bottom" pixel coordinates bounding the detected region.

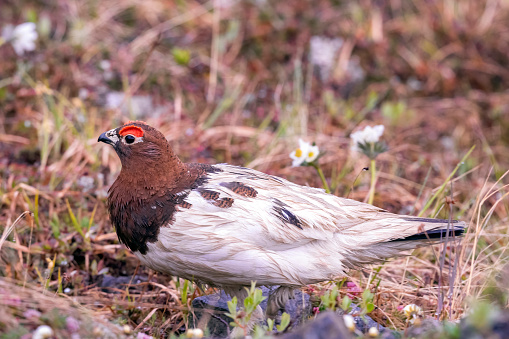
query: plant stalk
[
  {"left": 368, "top": 159, "right": 376, "bottom": 205},
  {"left": 311, "top": 163, "right": 331, "bottom": 193}
]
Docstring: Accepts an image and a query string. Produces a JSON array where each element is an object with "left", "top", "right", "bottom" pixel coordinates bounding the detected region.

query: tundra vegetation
[{"left": 0, "top": 1, "right": 508, "bottom": 338}]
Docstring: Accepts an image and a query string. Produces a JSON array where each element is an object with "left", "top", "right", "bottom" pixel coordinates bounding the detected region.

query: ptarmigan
[{"left": 98, "top": 121, "right": 465, "bottom": 317}]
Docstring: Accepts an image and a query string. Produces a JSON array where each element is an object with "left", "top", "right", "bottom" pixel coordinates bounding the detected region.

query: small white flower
[
  {"left": 99, "top": 60, "right": 111, "bottom": 70},
  {"left": 368, "top": 326, "right": 379, "bottom": 337},
  {"left": 289, "top": 139, "right": 320, "bottom": 167},
  {"left": 185, "top": 328, "right": 204, "bottom": 338},
  {"left": 77, "top": 176, "right": 95, "bottom": 191},
  {"left": 343, "top": 314, "right": 355, "bottom": 332},
  {"left": 32, "top": 325, "right": 54, "bottom": 339},
  {"left": 78, "top": 88, "right": 89, "bottom": 100},
  {"left": 403, "top": 304, "right": 423, "bottom": 324},
  {"left": 122, "top": 324, "right": 131, "bottom": 334},
  {"left": 351, "top": 125, "right": 384, "bottom": 147},
  {"left": 2, "top": 22, "right": 38, "bottom": 55},
  {"left": 350, "top": 125, "right": 386, "bottom": 158},
  {"left": 310, "top": 36, "right": 343, "bottom": 81}
]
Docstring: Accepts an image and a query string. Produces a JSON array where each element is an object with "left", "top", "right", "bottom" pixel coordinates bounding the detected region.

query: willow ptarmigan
[{"left": 98, "top": 121, "right": 465, "bottom": 316}]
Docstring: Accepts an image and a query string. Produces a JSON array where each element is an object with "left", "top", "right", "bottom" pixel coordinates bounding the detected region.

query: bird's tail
[{"left": 344, "top": 217, "right": 466, "bottom": 267}]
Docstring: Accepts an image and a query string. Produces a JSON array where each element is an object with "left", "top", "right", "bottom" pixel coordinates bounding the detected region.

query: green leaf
[
  {"left": 66, "top": 199, "right": 84, "bottom": 238},
  {"left": 267, "top": 318, "right": 275, "bottom": 331},
  {"left": 181, "top": 279, "right": 190, "bottom": 305},
  {"left": 227, "top": 297, "right": 238, "bottom": 316},
  {"left": 366, "top": 302, "right": 375, "bottom": 313},
  {"left": 341, "top": 295, "right": 352, "bottom": 311},
  {"left": 362, "top": 289, "right": 374, "bottom": 301},
  {"left": 276, "top": 312, "right": 291, "bottom": 332}
]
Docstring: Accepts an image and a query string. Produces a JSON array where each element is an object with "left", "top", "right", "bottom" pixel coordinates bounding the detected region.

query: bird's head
[{"left": 98, "top": 121, "right": 177, "bottom": 171}]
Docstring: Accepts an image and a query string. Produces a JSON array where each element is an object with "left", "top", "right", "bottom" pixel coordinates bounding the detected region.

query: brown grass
[{"left": 1, "top": 0, "right": 509, "bottom": 337}]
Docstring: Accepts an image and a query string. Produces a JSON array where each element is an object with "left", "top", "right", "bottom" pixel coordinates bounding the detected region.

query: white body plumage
[{"left": 135, "top": 164, "right": 462, "bottom": 289}]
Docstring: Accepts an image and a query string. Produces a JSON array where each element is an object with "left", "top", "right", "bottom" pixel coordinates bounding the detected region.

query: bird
[{"left": 98, "top": 121, "right": 465, "bottom": 319}]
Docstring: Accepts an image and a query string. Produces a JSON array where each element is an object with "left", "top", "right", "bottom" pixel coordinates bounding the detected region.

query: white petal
[
  {"left": 289, "top": 150, "right": 305, "bottom": 167},
  {"left": 289, "top": 151, "right": 300, "bottom": 161},
  {"left": 373, "top": 125, "right": 384, "bottom": 138},
  {"left": 350, "top": 125, "right": 385, "bottom": 145},
  {"left": 12, "top": 43, "right": 25, "bottom": 55},
  {"left": 306, "top": 145, "right": 320, "bottom": 162},
  {"left": 14, "top": 22, "right": 36, "bottom": 37},
  {"left": 349, "top": 130, "right": 362, "bottom": 143},
  {"left": 23, "top": 41, "right": 36, "bottom": 52},
  {"left": 362, "top": 126, "right": 375, "bottom": 143},
  {"left": 292, "top": 157, "right": 304, "bottom": 167},
  {"left": 298, "top": 138, "right": 311, "bottom": 153}
]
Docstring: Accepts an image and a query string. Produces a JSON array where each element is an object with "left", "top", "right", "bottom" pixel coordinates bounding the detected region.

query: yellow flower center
[
  {"left": 295, "top": 148, "right": 303, "bottom": 157},
  {"left": 308, "top": 152, "right": 314, "bottom": 158}
]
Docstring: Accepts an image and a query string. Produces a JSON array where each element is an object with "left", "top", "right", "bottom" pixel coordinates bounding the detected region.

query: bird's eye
[{"left": 125, "top": 135, "right": 136, "bottom": 144}]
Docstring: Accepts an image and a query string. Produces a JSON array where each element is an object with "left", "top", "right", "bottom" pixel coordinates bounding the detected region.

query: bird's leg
[{"left": 266, "top": 286, "right": 295, "bottom": 320}]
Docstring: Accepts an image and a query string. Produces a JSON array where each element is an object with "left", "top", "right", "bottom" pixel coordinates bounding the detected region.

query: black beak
[{"left": 98, "top": 132, "right": 115, "bottom": 146}]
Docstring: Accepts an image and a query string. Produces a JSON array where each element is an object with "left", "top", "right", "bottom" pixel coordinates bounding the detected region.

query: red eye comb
[{"left": 119, "top": 125, "right": 144, "bottom": 137}]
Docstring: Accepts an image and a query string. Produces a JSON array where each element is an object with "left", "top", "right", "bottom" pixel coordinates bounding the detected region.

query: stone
[
  {"left": 459, "top": 308, "right": 509, "bottom": 339},
  {"left": 189, "top": 286, "right": 311, "bottom": 338},
  {"left": 97, "top": 274, "right": 147, "bottom": 292},
  {"left": 405, "top": 319, "right": 441, "bottom": 338},
  {"left": 278, "top": 312, "right": 353, "bottom": 339},
  {"left": 189, "top": 287, "right": 401, "bottom": 338},
  {"left": 335, "top": 305, "right": 399, "bottom": 338}
]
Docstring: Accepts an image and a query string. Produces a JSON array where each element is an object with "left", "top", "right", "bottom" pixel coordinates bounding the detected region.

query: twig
[
  {"left": 0, "top": 211, "right": 32, "bottom": 251},
  {"left": 23, "top": 212, "right": 34, "bottom": 289},
  {"left": 135, "top": 307, "right": 159, "bottom": 331},
  {"left": 347, "top": 167, "right": 369, "bottom": 199}
]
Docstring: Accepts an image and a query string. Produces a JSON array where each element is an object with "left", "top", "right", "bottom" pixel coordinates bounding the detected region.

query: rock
[
  {"left": 405, "top": 319, "right": 441, "bottom": 338},
  {"left": 189, "top": 290, "right": 232, "bottom": 338},
  {"left": 189, "top": 287, "right": 399, "bottom": 338},
  {"left": 278, "top": 312, "right": 353, "bottom": 339},
  {"left": 491, "top": 311, "right": 509, "bottom": 339},
  {"left": 97, "top": 275, "right": 147, "bottom": 292},
  {"left": 459, "top": 308, "right": 509, "bottom": 339},
  {"left": 189, "top": 286, "right": 311, "bottom": 338},
  {"left": 336, "top": 305, "right": 399, "bottom": 337}
]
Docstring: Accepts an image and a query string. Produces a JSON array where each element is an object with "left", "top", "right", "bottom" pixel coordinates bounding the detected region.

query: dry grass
[{"left": 1, "top": 0, "right": 509, "bottom": 337}]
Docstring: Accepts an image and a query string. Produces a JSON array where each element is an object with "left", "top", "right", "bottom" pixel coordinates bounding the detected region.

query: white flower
[
  {"left": 122, "top": 325, "right": 131, "bottom": 334},
  {"left": 368, "top": 326, "right": 379, "bottom": 337},
  {"left": 99, "top": 60, "right": 111, "bottom": 70},
  {"left": 403, "top": 304, "right": 423, "bottom": 324},
  {"left": 78, "top": 88, "right": 89, "bottom": 100},
  {"left": 185, "top": 328, "right": 204, "bottom": 338},
  {"left": 32, "top": 325, "right": 54, "bottom": 339},
  {"left": 310, "top": 36, "right": 343, "bottom": 81},
  {"left": 343, "top": 314, "right": 355, "bottom": 332},
  {"left": 289, "top": 139, "right": 320, "bottom": 167},
  {"left": 2, "top": 22, "right": 38, "bottom": 55},
  {"left": 350, "top": 125, "right": 385, "bottom": 153}
]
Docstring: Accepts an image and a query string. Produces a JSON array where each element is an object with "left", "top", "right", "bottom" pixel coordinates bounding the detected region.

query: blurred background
[{"left": 1, "top": 0, "right": 509, "bottom": 338}]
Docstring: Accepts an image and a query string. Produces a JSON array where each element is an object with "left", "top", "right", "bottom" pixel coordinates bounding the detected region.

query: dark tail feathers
[{"left": 389, "top": 218, "right": 465, "bottom": 242}]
